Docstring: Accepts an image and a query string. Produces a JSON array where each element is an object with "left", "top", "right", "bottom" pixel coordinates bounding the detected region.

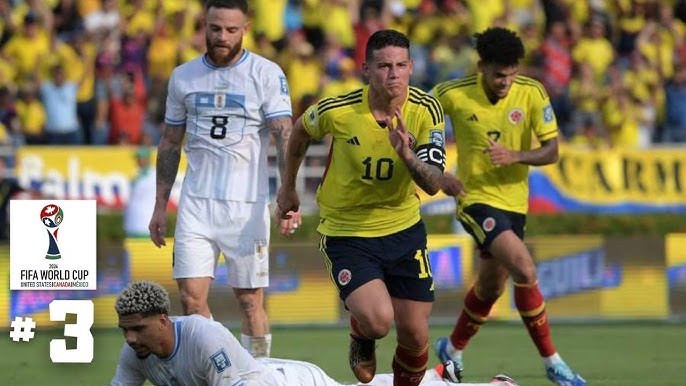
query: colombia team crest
[{"left": 508, "top": 108, "right": 524, "bottom": 125}]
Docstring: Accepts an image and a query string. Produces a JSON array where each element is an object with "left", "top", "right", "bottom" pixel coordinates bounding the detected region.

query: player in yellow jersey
[
  {"left": 431, "top": 27, "right": 586, "bottom": 386},
  {"left": 276, "top": 30, "right": 446, "bottom": 386}
]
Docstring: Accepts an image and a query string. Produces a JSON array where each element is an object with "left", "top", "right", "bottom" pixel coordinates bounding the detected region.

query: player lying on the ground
[{"left": 110, "top": 280, "right": 518, "bottom": 386}]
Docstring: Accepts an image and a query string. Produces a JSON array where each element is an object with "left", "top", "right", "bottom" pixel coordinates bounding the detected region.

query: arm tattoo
[
  {"left": 156, "top": 124, "right": 185, "bottom": 202},
  {"left": 267, "top": 116, "right": 293, "bottom": 180},
  {"left": 404, "top": 153, "right": 444, "bottom": 195}
]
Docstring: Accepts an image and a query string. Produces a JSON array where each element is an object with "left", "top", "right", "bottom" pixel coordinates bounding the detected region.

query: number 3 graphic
[{"left": 49, "top": 300, "right": 94, "bottom": 363}]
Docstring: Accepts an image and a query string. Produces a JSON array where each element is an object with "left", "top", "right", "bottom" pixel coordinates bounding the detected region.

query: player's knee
[
  {"left": 477, "top": 282, "right": 505, "bottom": 301},
  {"left": 365, "top": 321, "right": 392, "bottom": 339},
  {"left": 399, "top": 330, "right": 429, "bottom": 349},
  {"left": 236, "top": 292, "right": 266, "bottom": 318},
  {"left": 179, "top": 291, "right": 208, "bottom": 316},
  {"left": 360, "top": 312, "right": 393, "bottom": 339},
  {"left": 510, "top": 263, "right": 537, "bottom": 284}
]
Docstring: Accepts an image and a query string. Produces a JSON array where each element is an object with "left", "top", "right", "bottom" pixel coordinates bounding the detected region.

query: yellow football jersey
[
  {"left": 433, "top": 73, "right": 558, "bottom": 214},
  {"left": 303, "top": 85, "right": 445, "bottom": 237}
]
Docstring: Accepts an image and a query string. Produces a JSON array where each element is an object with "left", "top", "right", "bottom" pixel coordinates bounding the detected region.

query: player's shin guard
[
  {"left": 450, "top": 285, "right": 496, "bottom": 350},
  {"left": 392, "top": 341, "right": 429, "bottom": 386},
  {"left": 513, "top": 281, "right": 556, "bottom": 357}
]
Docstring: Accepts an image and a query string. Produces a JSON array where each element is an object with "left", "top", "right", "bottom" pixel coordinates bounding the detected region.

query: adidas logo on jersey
[
  {"left": 346, "top": 136, "right": 361, "bottom": 145},
  {"left": 467, "top": 114, "right": 478, "bottom": 122}
]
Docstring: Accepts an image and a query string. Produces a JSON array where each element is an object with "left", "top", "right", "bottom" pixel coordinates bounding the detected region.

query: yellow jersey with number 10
[
  {"left": 303, "top": 85, "right": 446, "bottom": 237},
  {"left": 432, "top": 73, "right": 558, "bottom": 214}
]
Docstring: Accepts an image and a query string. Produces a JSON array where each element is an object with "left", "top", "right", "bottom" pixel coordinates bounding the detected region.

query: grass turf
[{"left": 1, "top": 322, "right": 684, "bottom": 385}]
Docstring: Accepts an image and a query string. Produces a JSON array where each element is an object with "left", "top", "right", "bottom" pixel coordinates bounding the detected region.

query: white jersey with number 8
[{"left": 164, "top": 50, "right": 292, "bottom": 203}]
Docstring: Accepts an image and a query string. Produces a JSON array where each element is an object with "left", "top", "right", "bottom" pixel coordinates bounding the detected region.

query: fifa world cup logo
[{"left": 40, "top": 204, "right": 64, "bottom": 260}]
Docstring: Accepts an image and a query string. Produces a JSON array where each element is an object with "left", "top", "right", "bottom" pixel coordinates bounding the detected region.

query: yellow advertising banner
[{"left": 545, "top": 146, "right": 686, "bottom": 203}]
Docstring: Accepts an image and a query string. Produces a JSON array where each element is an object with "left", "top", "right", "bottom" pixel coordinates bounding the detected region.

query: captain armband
[{"left": 416, "top": 144, "right": 446, "bottom": 172}]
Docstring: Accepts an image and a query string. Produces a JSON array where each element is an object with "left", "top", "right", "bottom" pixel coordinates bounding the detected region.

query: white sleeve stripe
[
  {"left": 164, "top": 118, "right": 186, "bottom": 125},
  {"left": 265, "top": 110, "right": 293, "bottom": 118}
]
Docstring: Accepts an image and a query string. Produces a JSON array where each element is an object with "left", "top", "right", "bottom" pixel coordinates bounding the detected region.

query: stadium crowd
[{"left": 1, "top": 0, "right": 686, "bottom": 152}]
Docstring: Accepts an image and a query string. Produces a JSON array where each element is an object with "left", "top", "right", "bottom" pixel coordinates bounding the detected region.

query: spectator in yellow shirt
[
  {"left": 285, "top": 41, "right": 322, "bottom": 114},
  {"left": 602, "top": 87, "right": 641, "bottom": 148},
  {"left": 568, "top": 63, "right": 605, "bottom": 140},
  {"left": 320, "top": 57, "right": 364, "bottom": 99},
  {"left": 1, "top": 13, "right": 51, "bottom": 86},
  {"left": 15, "top": 84, "right": 46, "bottom": 145},
  {"left": 252, "top": 0, "right": 288, "bottom": 49},
  {"left": 572, "top": 17, "right": 614, "bottom": 83}
]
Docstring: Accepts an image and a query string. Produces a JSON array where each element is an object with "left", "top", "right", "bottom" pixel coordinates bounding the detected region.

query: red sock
[
  {"left": 514, "top": 281, "right": 556, "bottom": 357},
  {"left": 392, "top": 342, "right": 428, "bottom": 386},
  {"left": 449, "top": 286, "right": 496, "bottom": 350},
  {"left": 350, "top": 314, "right": 371, "bottom": 339}
]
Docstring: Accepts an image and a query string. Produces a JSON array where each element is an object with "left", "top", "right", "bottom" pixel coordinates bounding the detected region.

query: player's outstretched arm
[
  {"left": 275, "top": 116, "right": 311, "bottom": 234},
  {"left": 269, "top": 115, "right": 301, "bottom": 236},
  {"left": 149, "top": 124, "right": 185, "bottom": 247},
  {"left": 268, "top": 115, "right": 294, "bottom": 185}
]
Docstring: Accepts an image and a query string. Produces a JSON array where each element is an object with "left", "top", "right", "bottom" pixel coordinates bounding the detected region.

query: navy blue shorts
[
  {"left": 458, "top": 203, "right": 526, "bottom": 251},
  {"left": 319, "top": 221, "right": 435, "bottom": 302}
]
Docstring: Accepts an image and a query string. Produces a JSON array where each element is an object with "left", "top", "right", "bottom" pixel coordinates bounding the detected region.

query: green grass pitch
[{"left": 1, "top": 322, "right": 684, "bottom": 385}]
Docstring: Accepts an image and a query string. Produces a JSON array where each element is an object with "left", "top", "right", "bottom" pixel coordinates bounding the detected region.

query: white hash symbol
[
  {"left": 45, "top": 206, "right": 56, "bottom": 214},
  {"left": 9, "top": 316, "right": 36, "bottom": 342}
]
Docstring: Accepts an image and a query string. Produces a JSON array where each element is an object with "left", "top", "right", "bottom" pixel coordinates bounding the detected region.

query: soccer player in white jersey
[
  {"left": 111, "top": 281, "right": 519, "bottom": 386},
  {"left": 147, "top": 0, "right": 300, "bottom": 358}
]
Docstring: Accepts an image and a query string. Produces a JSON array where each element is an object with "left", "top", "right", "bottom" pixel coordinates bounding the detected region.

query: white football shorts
[{"left": 172, "top": 195, "right": 270, "bottom": 288}]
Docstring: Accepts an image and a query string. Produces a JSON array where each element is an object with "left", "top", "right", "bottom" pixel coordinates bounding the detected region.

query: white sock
[
  {"left": 241, "top": 333, "right": 272, "bottom": 357},
  {"left": 543, "top": 352, "right": 562, "bottom": 366},
  {"left": 263, "top": 333, "right": 272, "bottom": 357},
  {"left": 446, "top": 340, "right": 463, "bottom": 361}
]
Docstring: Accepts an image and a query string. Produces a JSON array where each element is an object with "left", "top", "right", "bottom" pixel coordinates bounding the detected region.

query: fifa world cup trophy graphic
[{"left": 40, "top": 204, "right": 64, "bottom": 259}]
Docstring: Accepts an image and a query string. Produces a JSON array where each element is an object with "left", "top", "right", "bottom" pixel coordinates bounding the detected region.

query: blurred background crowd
[{"left": 2, "top": 0, "right": 686, "bottom": 156}]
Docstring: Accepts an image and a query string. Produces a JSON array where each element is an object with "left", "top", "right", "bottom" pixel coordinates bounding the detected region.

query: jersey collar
[
  {"left": 363, "top": 84, "right": 409, "bottom": 129},
  {"left": 201, "top": 49, "right": 250, "bottom": 70},
  {"left": 161, "top": 319, "right": 183, "bottom": 361}
]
